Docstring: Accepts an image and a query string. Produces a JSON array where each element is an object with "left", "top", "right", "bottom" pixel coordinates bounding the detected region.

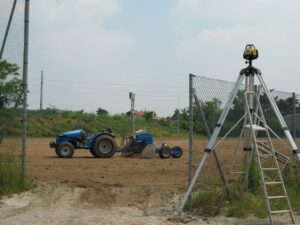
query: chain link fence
[
  {"left": 271, "top": 90, "right": 300, "bottom": 139},
  {"left": 0, "top": 0, "right": 27, "bottom": 193},
  {"left": 189, "top": 74, "right": 300, "bottom": 190}
]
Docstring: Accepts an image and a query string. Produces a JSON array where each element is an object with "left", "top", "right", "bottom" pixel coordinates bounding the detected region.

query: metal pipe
[
  {"left": 22, "top": 0, "right": 30, "bottom": 176},
  {"left": 249, "top": 75, "right": 254, "bottom": 111},
  {"left": 0, "top": 0, "right": 18, "bottom": 60},
  {"left": 292, "top": 92, "right": 296, "bottom": 140},
  {"left": 188, "top": 74, "right": 194, "bottom": 207}
]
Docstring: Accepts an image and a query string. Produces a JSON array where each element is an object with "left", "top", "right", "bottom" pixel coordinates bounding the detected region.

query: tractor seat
[{"left": 80, "top": 130, "right": 88, "bottom": 143}]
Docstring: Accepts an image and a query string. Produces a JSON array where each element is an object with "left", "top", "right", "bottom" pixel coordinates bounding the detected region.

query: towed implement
[{"left": 49, "top": 129, "right": 183, "bottom": 159}]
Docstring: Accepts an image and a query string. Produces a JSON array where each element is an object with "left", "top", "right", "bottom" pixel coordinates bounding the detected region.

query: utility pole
[
  {"left": 129, "top": 92, "right": 135, "bottom": 133},
  {"left": 22, "top": 0, "right": 30, "bottom": 176},
  {"left": 177, "top": 96, "right": 180, "bottom": 136},
  {"left": 40, "top": 71, "right": 43, "bottom": 110}
]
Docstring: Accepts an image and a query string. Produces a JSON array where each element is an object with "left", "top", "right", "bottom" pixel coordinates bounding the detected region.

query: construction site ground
[{"left": 0, "top": 138, "right": 299, "bottom": 225}]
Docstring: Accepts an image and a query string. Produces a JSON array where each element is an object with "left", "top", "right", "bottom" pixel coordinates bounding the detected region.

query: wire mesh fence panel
[
  {"left": 190, "top": 75, "right": 245, "bottom": 187},
  {"left": 271, "top": 90, "right": 300, "bottom": 139},
  {"left": 0, "top": 0, "right": 24, "bottom": 66},
  {"left": 0, "top": 0, "right": 25, "bottom": 190}
]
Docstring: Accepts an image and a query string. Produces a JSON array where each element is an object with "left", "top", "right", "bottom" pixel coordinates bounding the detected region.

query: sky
[{"left": 17, "top": 0, "right": 300, "bottom": 116}]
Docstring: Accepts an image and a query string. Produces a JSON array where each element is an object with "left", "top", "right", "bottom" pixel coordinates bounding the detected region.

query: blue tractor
[
  {"left": 49, "top": 129, "right": 117, "bottom": 158},
  {"left": 49, "top": 129, "right": 183, "bottom": 159}
]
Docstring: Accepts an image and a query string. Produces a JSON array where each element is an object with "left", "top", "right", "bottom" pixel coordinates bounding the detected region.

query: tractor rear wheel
[
  {"left": 89, "top": 149, "right": 97, "bottom": 157},
  {"left": 91, "top": 135, "right": 116, "bottom": 158},
  {"left": 56, "top": 142, "right": 74, "bottom": 158}
]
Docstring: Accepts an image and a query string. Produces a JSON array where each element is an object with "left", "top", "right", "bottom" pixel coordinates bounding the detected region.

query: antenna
[{"left": 129, "top": 92, "right": 135, "bottom": 132}]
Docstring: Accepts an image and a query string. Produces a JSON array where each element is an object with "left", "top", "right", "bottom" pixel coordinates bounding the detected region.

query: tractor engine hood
[{"left": 58, "top": 129, "right": 84, "bottom": 138}]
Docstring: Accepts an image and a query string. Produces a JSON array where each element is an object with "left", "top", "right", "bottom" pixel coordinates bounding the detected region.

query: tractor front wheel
[
  {"left": 55, "top": 142, "right": 74, "bottom": 158},
  {"left": 91, "top": 135, "right": 117, "bottom": 158}
]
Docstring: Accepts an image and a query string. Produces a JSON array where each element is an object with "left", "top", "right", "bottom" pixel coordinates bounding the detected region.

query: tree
[
  {"left": 276, "top": 97, "right": 298, "bottom": 116},
  {"left": 144, "top": 110, "right": 156, "bottom": 121},
  {"left": 0, "top": 60, "right": 22, "bottom": 109},
  {"left": 226, "top": 90, "right": 244, "bottom": 123},
  {"left": 0, "top": 60, "right": 22, "bottom": 143},
  {"left": 202, "top": 98, "right": 222, "bottom": 132},
  {"left": 170, "top": 108, "right": 189, "bottom": 131},
  {"left": 171, "top": 109, "right": 180, "bottom": 120},
  {"left": 96, "top": 107, "right": 108, "bottom": 115}
]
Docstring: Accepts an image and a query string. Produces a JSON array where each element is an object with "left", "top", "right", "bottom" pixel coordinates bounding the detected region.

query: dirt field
[
  {"left": 27, "top": 138, "right": 189, "bottom": 187},
  {"left": 1, "top": 138, "right": 299, "bottom": 225}
]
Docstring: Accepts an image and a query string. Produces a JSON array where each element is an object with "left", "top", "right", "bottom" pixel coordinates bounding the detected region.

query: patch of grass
[
  {"left": 284, "top": 160, "right": 300, "bottom": 212},
  {"left": 227, "top": 188, "right": 267, "bottom": 218},
  {"left": 248, "top": 156, "right": 261, "bottom": 193},
  {"left": 187, "top": 186, "right": 226, "bottom": 216},
  {"left": 188, "top": 184, "right": 268, "bottom": 218},
  {"left": 187, "top": 160, "right": 300, "bottom": 219},
  {"left": 0, "top": 153, "right": 34, "bottom": 197}
]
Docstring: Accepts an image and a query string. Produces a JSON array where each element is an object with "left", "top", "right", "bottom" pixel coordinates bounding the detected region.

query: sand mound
[
  {"left": 0, "top": 182, "right": 181, "bottom": 225},
  {"left": 0, "top": 182, "right": 295, "bottom": 225}
]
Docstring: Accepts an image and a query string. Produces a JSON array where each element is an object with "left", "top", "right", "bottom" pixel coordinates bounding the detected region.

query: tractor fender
[{"left": 91, "top": 132, "right": 115, "bottom": 144}]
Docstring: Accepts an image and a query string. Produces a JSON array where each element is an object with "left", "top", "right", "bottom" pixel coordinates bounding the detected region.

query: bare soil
[
  {"left": 26, "top": 138, "right": 189, "bottom": 187},
  {"left": 0, "top": 138, "right": 299, "bottom": 225}
]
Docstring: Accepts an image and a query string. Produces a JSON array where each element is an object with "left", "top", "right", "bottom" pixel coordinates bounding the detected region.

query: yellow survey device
[{"left": 243, "top": 44, "right": 258, "bottom": 61}]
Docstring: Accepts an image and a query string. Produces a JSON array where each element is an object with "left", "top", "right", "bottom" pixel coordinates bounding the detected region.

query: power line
[
  {"left": 28, "top": 77, "right": 186, "bottom": 90},
  {"left": 28, "top": 88, "right": 188, "bottom": 98},
  {"left": 28, "top": 84, "right": 188, "bottom": 95}
]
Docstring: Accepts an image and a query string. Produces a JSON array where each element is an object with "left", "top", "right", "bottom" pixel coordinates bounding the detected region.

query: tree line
[{"left": 170, "top": 91, "right": 300, "bottom": 137}]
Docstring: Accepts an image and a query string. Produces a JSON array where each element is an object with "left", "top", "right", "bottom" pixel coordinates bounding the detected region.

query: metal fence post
[
  {"left": 292, "top": 92, "right": 296, "bottom": 140},
  {"left": 188, "top": 73, "right": 194, "bottom": 207},
  {"left": 22, "top": 0, "right": 30, "bottom": 176}
]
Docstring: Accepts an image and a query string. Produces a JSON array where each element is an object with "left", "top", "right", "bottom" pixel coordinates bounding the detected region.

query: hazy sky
[{"left": 26, "top": 0, "right": 300, "bottom": 116}]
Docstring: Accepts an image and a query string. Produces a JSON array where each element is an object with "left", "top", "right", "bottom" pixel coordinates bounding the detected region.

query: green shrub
[{"left": 10, "top": 109, "right": 188, "bottom": 137}]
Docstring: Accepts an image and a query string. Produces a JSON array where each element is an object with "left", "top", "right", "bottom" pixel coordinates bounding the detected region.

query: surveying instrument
[{"left": 178, "top": 44, "right": 299, "bottom": 225}]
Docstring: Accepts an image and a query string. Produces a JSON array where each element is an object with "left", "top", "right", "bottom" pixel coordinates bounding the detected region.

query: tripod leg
[{"left": 256, "top": 74, "right": 299, "bottom": 159}]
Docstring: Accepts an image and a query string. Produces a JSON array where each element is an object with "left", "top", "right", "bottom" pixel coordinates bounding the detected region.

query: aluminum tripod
[{"left": 178, "top": 59, "right": 299, "bottom": 224}]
